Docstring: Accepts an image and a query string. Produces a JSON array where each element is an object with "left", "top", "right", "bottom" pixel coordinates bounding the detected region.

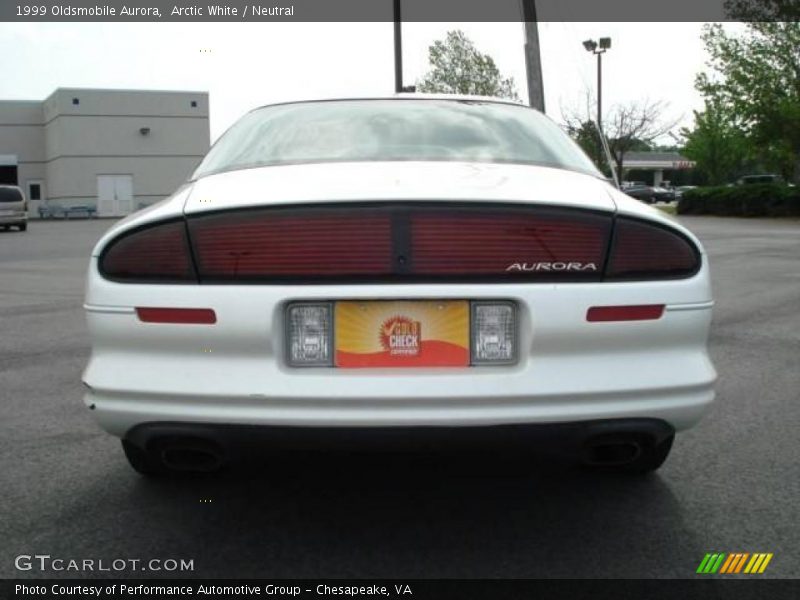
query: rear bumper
[
  {"left": 0, "top": 214, "right": 27, "bottom": 225},
  {"left": 85, "top": 375, "right": 714, "bottom": 439},
  {"left": 123, "top": 418, "right": 676, "bottom": 457},
  {"left": 83, "top": 272, "right": 717, "bottom": 439}
]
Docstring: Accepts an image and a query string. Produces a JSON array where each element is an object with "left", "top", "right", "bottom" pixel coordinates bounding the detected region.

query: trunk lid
[{"left": 183, "top": 161, "right": 616, "bottom": 214}]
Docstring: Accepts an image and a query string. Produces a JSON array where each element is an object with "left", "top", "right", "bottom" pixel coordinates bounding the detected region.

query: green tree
[
  {"left": 724, "top": 0, "right": 800, "bottom": 21},
  {"left": 698, "top": 21, "right": 800, "bottom": 182},
  {"left": 681, "top": 98, "right": 751, "bottom": 185},
  {"left": 417, "top": 30, "right": 520, "bottom": 101},
  {"left": 564, "top": 120, "right": 606, "bottom": 171}
]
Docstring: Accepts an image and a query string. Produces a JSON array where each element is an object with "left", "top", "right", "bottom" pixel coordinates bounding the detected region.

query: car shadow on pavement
[{"left": 116, "top": 448, "right": 696, "bottom": 578}]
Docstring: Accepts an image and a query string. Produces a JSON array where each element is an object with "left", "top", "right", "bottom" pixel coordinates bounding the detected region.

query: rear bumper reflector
[
  {"left": 586, "top": 304, "right": 665, "bottom": 322},
  {"left": 135, "top": 307, "right": 217, "bottom": 324}
]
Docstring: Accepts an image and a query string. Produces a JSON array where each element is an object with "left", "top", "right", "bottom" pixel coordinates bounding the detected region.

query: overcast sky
[{"left": 0, "top": 21, "right": 713, "bottom": 142}]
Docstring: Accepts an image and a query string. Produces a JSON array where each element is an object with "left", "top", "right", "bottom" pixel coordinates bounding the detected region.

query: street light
[
  {"left": 393, "top": 0, "right": 403, "bottom": 93},
  {"left": 583, "top": 37, "right": 611, "bottom": 132}
]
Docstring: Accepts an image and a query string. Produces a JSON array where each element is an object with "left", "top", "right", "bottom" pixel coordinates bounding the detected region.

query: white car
[
  {"left": 0, "top": 185, "right": 28, "bottom": 231},
  {"left": 83, "top": 96, "right": 716, "bottom": 475}
]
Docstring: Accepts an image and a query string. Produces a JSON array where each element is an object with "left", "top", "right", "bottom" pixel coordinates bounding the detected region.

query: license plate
[{"left": 335, "top": 300, "right": 469, "bottom": 368}]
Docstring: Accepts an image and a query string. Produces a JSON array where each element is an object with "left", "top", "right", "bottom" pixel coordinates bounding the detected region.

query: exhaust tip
[
  {"left": 584, "top": 438, "right": 643, "bottom": 466},
  {"left": 159, "top": 439, "right": 223, "bottom": 473}
]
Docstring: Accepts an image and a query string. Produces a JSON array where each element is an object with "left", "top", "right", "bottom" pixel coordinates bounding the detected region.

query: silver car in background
[{"left": 0, "top": 185, "right": 28, "bottom": 231}]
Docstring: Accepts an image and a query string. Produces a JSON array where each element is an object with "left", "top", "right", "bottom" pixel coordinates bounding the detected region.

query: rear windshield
[
  {"left": 0, "top": 187, "right": 23, "bottom": 203},
  {"left": 193, "top": 99, "right": 602, "bottom": 179}
]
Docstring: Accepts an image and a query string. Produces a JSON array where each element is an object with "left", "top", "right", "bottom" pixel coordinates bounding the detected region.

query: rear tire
[
  {"left": 18, "top": 223, "right": 27, "bottom": 232},
  {"left": 121, "top": 440, "right": 166, "bottom": 476}
]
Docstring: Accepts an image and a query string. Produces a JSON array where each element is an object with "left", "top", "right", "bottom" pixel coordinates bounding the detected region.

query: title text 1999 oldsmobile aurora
[{"left": 82, "top": 96, "right": 716, "bottom": 475}]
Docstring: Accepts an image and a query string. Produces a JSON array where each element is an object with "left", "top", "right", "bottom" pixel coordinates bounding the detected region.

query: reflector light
[
  {"left": 471, "top": 302, "right": 517, "bottom": 365},
  {"left": 586, "top": 305, "right": 665, "bottom": 322},
  {"left": 286, "top": 303, "right": 333, "bottom": 367},
  {"left": 136, "top": 307, "right": 217, "bottom": 324}
]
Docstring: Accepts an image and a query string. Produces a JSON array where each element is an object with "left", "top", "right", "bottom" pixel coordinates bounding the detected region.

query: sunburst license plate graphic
[{"left": 335, "top": 301, "right": 469, "bottom": 367}]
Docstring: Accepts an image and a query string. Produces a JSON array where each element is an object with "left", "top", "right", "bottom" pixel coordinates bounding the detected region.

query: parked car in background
[
  {"left": 651, "top": 186, "right": 677, "bottom": 203},
  {"left": 737, "top": 174, "right": 784, "bottom": 185},
  {"left": 624, "top": 185, "right": 657, "bottom": 204},
  {"left": 673, "top": 186, "right": 697, "bottom": 201},
  {"left": 0, "top": 185, "right": 28, "bottom": 231},
  {"left": 83, "top": 95, "right": 716, "bottom": 477},
  {"left": 621, "top": 181, "right": 646, "bottom": 190},
  {"left": 624, "top": 185, "right": 676, "bottom": 204}
]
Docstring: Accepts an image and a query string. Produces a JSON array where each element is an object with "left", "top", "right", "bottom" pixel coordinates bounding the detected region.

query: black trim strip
[
  {"left": 599, "top": 213, "right": 618, "bottom": 282},
  {"left": 391, "top": 207, "right": 412, "bottom": 275}
]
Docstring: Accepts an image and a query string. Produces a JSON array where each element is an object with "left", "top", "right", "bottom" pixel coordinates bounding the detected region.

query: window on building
[
  {"left": 28, "top": 183, "right": 42, "bottom": 201},
  {"left": 72, "top": 97, "right": 79, "bottom": 105},
  {"left": 191, "top": 100, "right": 198, "bottom": 107}
]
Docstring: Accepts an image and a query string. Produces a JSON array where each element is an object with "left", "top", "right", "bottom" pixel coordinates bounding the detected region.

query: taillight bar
[
  {"left": 98, "top": 204, "right": 700, "bottom": 284},
  {"left": 135, "top": 307, "right": 217, "bottom": 324},
  {"left": 586, "top": 304, "right": 665, "bottom": 322}
]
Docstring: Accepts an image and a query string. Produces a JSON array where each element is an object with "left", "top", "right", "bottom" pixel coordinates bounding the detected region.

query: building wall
[
  {"left": 44, "top": 89, "right": 209, "bottom": 213},
  {"left": 0, "top": 101, "right": 47, "bottom": 209},
  {"left": 45, "top": 156, "right": 203, "bottom": 207},
  {"left": 0, "top": 88, "right": 209, "bottom": 216}
]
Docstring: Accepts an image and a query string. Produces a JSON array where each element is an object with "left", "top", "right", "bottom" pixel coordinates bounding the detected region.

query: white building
[
  {"left": 0, "top": 88, "right": 210, "bottom": 217},
  {"left": 622, "top": 151, "right": 696, "bottom": 187}
]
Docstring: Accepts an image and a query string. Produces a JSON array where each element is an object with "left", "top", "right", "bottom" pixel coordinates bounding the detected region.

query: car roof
[{"left": 250, "top": 93, "right": 527, "bottom": 113}]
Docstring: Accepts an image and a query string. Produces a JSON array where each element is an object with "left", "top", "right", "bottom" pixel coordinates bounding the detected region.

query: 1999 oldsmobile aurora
[{"left": 82, "top": 96, "right": 716, "bottom": 475}]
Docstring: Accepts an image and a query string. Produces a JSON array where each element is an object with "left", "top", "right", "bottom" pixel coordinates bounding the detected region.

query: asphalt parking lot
[{"left": 1, "top": 216, "right": 798, "bottom": 579}]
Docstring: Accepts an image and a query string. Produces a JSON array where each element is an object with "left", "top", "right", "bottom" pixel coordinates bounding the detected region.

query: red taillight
[
  {"left": 136, "top": 307, "right": 217, "bottom": 324},
  {"left": 189, "top": 210, "right": 393, "bottom": 279},
  {"left": 411, "top": 211, "right": 610, "bottom": 277},
  {"left": 186, "top": 204, "right": 612, "bottom": 282},
  {"left": 98, "top": 207, "right": 700, "bottom": 284},
  {"left": 100, "top": 220, "right": 195, "bottom": 282},
  {"left": 607, "top": 218, "right": 699, "bottom": 280},
  {"left": 587, "top": 304, "right": 665, "bottom": 322}
]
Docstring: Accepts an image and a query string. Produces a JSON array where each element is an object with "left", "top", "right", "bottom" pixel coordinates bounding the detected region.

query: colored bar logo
[{"left": 697, "top": 553, "right": 773, "bottom": 574}]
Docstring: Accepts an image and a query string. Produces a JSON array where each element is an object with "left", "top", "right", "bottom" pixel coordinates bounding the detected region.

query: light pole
[
  {"left": 393, "top": 0, "right": 403, "bottom": 93},
  {"left": 521, "top": 0, "right": 545, "bottom": 111},
  {"left": 582, "top": 37, "right": 611, "bottom": 132}
]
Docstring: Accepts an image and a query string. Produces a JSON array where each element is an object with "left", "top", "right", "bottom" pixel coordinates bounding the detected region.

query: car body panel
[
  {"left": 82, "top": 96, "right": 716, "bottom": 446},
  {"left": 182, "top": 161, "right": 616, "bottom": 215},
  {"left": 84, "top": 250, "right": 715, "bottom": 437}
]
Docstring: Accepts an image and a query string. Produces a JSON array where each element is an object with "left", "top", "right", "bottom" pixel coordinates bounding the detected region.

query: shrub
[{"left": 677, "top": 183, "right": 800, "bottom": 217}]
